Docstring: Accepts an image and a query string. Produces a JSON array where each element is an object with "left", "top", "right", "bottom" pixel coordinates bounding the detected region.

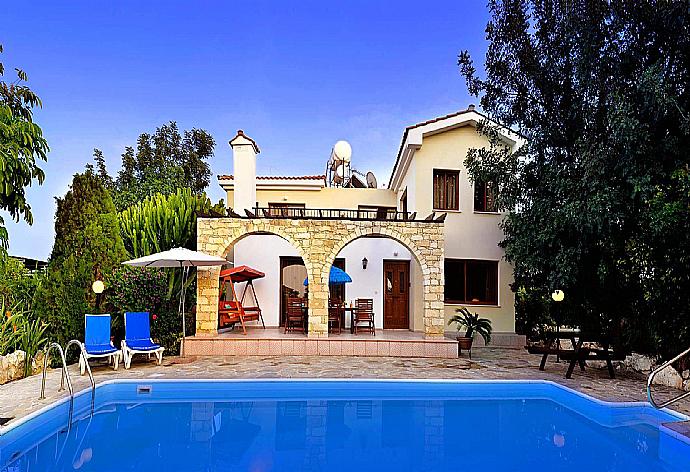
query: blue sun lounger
[
  {"left": 80, "top": 314, "right": 121, "bottom": 374},
  {"left": 122, "top": 311, "right": 165, "bottom": 369}
]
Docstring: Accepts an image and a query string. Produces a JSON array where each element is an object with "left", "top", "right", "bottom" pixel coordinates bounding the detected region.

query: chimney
[
  {"left": 467, "top": 104, "right": 476, "bottom": 112},
  {"left": 229, "top": 130, "right": 260, "bottom": 214}
]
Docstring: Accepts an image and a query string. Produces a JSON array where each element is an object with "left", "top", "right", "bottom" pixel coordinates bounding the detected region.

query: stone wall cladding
[{"left": 196, "top": 217, "right": 445, "bottom": 339}]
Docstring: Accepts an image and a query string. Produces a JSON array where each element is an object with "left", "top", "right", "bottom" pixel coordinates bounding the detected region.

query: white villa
[
  {"left": 211, "top": 106, "right": 519, "bottom": 344},
  {"left": 189, "top": 106, "right": 525, "bottom": 357}
]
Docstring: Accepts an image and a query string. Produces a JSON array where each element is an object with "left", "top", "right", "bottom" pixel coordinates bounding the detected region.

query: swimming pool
[{"left": 1, "top": 379, "right": 688, "bottom": 471}]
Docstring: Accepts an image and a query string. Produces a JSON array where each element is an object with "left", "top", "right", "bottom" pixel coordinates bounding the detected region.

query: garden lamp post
[
  {"left": 92, "top": 280, "right": 105, "bottom": 313},
  {"left": 551, "top": 289, "right": 565, "bottom": 361}
]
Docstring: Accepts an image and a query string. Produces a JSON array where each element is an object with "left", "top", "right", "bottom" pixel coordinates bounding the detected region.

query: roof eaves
[{"left": 387, "top": 106, "right": 521, "bottom": 189}]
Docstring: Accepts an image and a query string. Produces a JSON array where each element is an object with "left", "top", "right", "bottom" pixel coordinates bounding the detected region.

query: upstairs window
[
  {"left": 444, "top": 259, "right": 498, "bottom": 305},
  {"left": 474, "top": 180, "right": 498, "bottom": 212},
  {"left": 433, "top": 169, "right": 459, "bottom": 211}
]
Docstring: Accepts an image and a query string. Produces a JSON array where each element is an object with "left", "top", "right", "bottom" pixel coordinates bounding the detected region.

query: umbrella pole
[{"left": 179, "top": 262, "right": 187, "bottom": 357}]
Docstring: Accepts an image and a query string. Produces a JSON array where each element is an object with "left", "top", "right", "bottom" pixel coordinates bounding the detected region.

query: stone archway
[
  {"left": 321, "top": 223, "right": 444, "bottom": 336},
  {"left": 196, "top": 217, "right": 444, "bottom": 338}
]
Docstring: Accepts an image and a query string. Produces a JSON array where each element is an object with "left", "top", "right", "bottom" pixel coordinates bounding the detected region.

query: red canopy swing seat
[{"left": 218, "top": 265, "right": 266, "bottom": 334}]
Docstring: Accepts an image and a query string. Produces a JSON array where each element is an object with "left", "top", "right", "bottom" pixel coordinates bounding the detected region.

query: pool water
[{"left": 0, "top": 380, "right": 688, "bottom": 471}]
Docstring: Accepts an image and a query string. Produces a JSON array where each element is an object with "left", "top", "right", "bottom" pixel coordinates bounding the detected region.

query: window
[
  {"left": 268, "top": 203, "right": 305, "bottom": 217},
  {"left": 357, "top": 205, "right": 396, "bottom": 220},
  {"left": 444, "top": 259, "right": 498, "bottom": 305},
  {"left": 474, "top": 180, "right": 498, "bottom": 212},
  {"left": 433, "top": 169, "right": 459, "bottom": 210}
]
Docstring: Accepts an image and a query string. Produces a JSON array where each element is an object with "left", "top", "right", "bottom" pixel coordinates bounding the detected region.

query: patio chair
[
  {"left": 353, "top": 298, "right": 375, "bottom": 335},
  {"left": 121, "top": 311, "right": 165, "bottom": 369},
  {"left": 285, "top": 297, "right": 306, "bottom": 334},
  {"left": 328, "top": 299, "right": 343, "bottom": 334},
  {"left": 80, "top": 314, "right": 121, "bottom": 375}
]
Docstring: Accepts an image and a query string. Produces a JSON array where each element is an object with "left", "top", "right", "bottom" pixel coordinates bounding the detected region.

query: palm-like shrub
[
  {"left": 448, "top": 307, "right": 493, "bottom": 345},
  {"left": 15, "top": 315, "right": 48, "bottom": 377},
  {"left": 0, "top": 300, "right": 18, "bottom": 356},
  {"left": 0, "top": 300, "right": 47, "bottom": 376}
]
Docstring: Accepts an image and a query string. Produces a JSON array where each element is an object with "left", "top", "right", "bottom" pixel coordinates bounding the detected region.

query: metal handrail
[
  {"left": 39, "top": 343, "right": 74, "bottom": 424},
  {"left": 65, "top": 340, "right": 96, "bottom": 414},
  {"left": 647, "top": 346, "right": 690, "bottom": 409}
]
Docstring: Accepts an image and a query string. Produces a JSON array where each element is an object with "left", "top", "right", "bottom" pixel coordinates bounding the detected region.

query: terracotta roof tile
[{"left": 403, "top": 106, "right": 478, "bottom": 132}]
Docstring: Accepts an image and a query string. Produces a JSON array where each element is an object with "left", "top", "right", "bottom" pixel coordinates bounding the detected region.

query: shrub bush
[{"left": 107, "top": 266, "right": 184, "bottom": 354}]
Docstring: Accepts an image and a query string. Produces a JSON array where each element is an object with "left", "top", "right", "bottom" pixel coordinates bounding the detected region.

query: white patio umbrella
[{"left": 122, "top": 247, "right": 229, "bottom": 356}]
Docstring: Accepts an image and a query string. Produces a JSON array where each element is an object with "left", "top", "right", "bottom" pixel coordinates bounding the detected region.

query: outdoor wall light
[
  {"left": 362, "top": 257, "right": 368, "bottom": 270},
  {"left": 551, "top": 289, "right": 565, "bottom": 302}
]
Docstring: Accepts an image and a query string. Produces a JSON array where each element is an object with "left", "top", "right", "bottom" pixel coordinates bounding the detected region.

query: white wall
[
  {"left": 231, "top": 234, "right": 413, "bottom": 329},
  {"left": 405, "top": 126, "right": 516, "bottom": 332}
]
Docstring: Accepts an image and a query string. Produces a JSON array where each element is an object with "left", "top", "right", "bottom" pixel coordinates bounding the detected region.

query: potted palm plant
[{"left": 448, "top": 307, "right": 492, "bottom": 358}]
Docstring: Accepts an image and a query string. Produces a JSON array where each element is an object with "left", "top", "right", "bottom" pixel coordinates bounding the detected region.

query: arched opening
[
  {"left": 323, "top": 230, "right": 429, "bottom": 333},
  {"left": 224, "top": 230, "right": 310, "bottom": 329}
]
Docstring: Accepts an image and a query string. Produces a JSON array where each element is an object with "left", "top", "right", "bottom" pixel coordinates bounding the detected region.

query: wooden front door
[{"left": 383, "top": 260, "right": 410, "bottom": 329}]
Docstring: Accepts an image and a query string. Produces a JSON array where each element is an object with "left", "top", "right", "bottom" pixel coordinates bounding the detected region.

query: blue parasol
[{"left": 304, "top": 266, "right": 352, "bottom": 286}]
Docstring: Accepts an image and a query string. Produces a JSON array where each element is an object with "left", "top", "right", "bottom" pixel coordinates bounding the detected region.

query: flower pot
[{"left": 457, "top": 336, "right": 474, "bottom": 358}]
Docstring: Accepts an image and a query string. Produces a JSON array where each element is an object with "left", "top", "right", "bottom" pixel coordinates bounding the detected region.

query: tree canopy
[
  {"left": 37, "top": 169, "right": 128, "bottom": 345},
  {"left": 459, "top": 0, "right": 690, "bottom": 358},
  {"left": 95, "top": 121, "right": 215, "bottom": 211},
  {"left": 0, "top": 44, "right": 49, "bottom": 254}
]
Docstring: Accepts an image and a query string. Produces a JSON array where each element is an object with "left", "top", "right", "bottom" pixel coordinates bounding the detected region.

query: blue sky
[{"left": 2, "top": 0, "right": 489, "bottom": 260}]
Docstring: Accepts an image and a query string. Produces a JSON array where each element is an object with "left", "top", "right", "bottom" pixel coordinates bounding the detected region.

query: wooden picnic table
[
  {"left": 561, "top": 332, "right": 625, "bottom": 379},
  {"left": 527, "top": 328, "right": 584, "bottom": 372},
  {"left": 527, "top": 329, "right": 626, "bottom": 379}
]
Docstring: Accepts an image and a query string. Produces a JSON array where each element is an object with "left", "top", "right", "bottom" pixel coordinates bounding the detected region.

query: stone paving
[{"left": 1, "top": 347, "right": 689, "bottom": 432}]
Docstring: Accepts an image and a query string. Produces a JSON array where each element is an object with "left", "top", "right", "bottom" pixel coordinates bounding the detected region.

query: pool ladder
[
  {"left": 39, "top": 340, "right": 96, "bottom": 425},
  {"left": 647, "top": 345, "right": 690, "bottom": 409}
]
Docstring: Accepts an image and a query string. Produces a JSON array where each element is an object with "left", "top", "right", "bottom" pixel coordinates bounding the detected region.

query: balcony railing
[
  {"left": 199, "top": 206, "right": 446, "bottom": 223},
  {"left": 256, "top": 206, "right": 413, "bottom": 221}
]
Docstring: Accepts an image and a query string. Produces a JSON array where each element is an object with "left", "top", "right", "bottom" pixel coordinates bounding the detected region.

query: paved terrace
[{"left": 1, "top": 347, "right": 689, "bottom": 433}]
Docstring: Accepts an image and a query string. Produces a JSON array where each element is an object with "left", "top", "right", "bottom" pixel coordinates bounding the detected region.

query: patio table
[{"left": 343, "top": 307, "right": 358, "bottom": 334}]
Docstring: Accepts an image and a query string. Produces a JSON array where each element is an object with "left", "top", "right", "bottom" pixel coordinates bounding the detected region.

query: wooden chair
[
  {"left": 285, "top": 297, "right": 306, "bottom": 334},
  {"left": 328, "top": 299, "right": 343, "bottom": 334},
  {"left": 353, "top": 298, "right": 375, "bottom": 335}
]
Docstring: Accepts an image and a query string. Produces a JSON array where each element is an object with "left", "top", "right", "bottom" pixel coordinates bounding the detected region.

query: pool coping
[{"left": 2, "top": 377, "right": 688, "bottom": 439}]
